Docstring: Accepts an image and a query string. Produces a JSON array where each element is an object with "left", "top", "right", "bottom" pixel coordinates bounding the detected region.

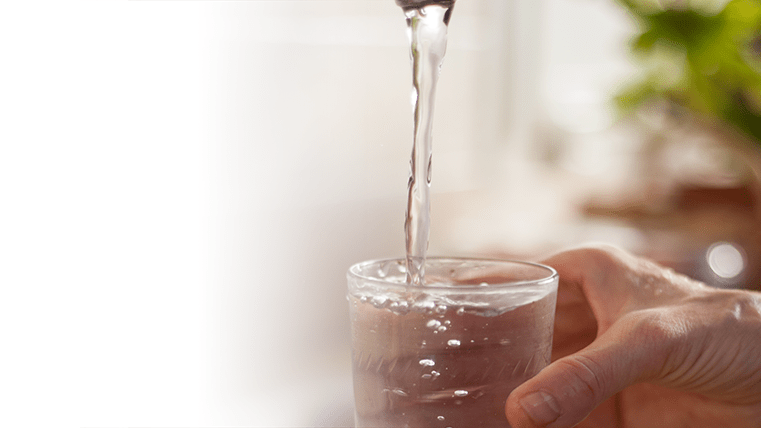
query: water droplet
[
  {"left": 426, "top": 319, "right": 441, "bottom": 329},
  {"left": 447, "top": 339, "right": 461, "bottom": 347},
  {"left": 454, "top": 390, "right": 468, "bottom": 397},
  {"left": 444, "top": 320, "right": 451, "bottom": 325},
  {"left": 437, "top": 416, "right": 445, "bottom": 421},
  {"left": 437, "top": 326, "right": 447, "bottom": 332},
  {"left": 419, "top": 358, "right": 435, "bottom": 367}
]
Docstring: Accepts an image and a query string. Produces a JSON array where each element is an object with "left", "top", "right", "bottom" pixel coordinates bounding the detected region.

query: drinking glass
[{"left": 347, "top": 257, "right": 558, "bottom": 428}]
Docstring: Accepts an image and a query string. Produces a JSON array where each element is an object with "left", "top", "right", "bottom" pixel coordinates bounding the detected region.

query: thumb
[{"left": 505, "top": 320, "right": 658, "bottom": 428}]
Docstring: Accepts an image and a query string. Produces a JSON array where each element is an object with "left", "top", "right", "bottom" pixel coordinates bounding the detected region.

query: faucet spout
[{"left": 395, "top": 0, "right": 455, "bottom": 11}]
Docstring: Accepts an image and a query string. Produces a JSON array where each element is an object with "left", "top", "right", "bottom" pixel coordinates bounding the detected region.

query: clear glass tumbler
[{"left": 347, "top": 257, "right": 558, "bottom": 428}]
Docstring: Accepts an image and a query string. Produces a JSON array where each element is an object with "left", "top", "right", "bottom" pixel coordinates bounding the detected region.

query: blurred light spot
[{"left": 707, "top": 242, "right": 745, "bottom": 279}]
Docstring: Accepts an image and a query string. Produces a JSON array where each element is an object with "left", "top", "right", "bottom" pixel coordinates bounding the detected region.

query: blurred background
[{"left": 2, "top": 0, "right": 759, "bottom": 427}]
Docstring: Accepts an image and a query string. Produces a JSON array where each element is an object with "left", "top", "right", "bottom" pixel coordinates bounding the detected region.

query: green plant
[{"left": 615, "top": 0, "right": 761, "bottom": 146}]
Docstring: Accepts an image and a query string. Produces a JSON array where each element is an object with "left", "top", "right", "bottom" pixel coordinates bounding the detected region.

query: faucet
[{"left": 395, "top": 0, "right": 455, "bottom": 11}]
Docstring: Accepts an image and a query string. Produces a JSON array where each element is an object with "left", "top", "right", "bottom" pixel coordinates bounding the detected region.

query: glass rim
[{"left": 347, "top": 256, "right": 558, "bottom": 292}]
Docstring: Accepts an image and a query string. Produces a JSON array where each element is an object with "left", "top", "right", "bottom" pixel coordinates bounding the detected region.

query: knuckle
[
  {"left": 572, "top": 244, "right": 624, "bottom": 276},
  {"left": 580, "top": 244, "right": 620, "bottom": 265},
  {"left": 629, "top": 311, "right": 685, "bottom": 346},
  {"left": 625, "top": 311, "right": 685, "bottom": 379},
  {"left": 710, "top": 291, "right": 761, "bottom": 336},
  {"left": 731, "top": 292, "right": 761, "bottom": 321},
  {"left": 554, "top": 354, "right": 608, "bottom": 404}
]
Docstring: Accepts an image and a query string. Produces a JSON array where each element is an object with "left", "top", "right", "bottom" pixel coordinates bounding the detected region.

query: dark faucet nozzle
[{"left": 394, "top": 0, "right": 455, "bottom": 11}]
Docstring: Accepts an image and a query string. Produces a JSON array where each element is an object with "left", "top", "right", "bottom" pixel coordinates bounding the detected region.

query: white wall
[{"left": 1, "top": 2, "right": 208, "bottom": 427}]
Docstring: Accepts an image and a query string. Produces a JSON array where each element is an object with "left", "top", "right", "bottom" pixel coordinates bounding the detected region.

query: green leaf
[{"left": 616, "top": 0, "right": 761, "bottom": 147}]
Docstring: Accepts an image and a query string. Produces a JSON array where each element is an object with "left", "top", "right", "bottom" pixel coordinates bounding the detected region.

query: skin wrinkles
[
  {"left": 504, "top": 245, "right": 761, "bottom": 428},
  {"left": 555, "top": 356, "right": 604, "bottom": 401},
  {"left": 668, "top": 292, "right": 761, "bottom": 403},
  {"left": 638, "top": 291, "right": 761, "bottom": 404}
]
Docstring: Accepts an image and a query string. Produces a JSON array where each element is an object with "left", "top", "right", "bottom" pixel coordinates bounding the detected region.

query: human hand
[{"left": 505, "top": 244, "right": 761, "bottom": 428}]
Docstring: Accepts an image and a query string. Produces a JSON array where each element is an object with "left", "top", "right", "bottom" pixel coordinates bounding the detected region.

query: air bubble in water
[
  {"left": 435, "top": 304, "right": 447, "bottom": 314},
  {"left": 426, "top": 319, "right": 441, "bottom": 329},
  {"left": 419, "top": 358, "right": 435, "bottom": 367},
  {"left": 447, "top": 339, "right": 460, "bottom": 347},
  {"left": 390, "top": 300, "right": 410, "bottom": 314},
  {"left": 454, "top": 390, "right": 468, "bottom": 397},
  {"left": 456, "top": 307, "right": 465, "bottom": 316},
  {"left": 422, "top": 369, "right": 441, "bottom": 380},
  {"left": 391, "top": 388, "right": 408, "bottom": 397},
  {"left": 479, "top": 282, "right": 488, "bottom": 287},
  {"left": 414, "top": 300, "right": 436, "bottom": 313},
  {"left": 437, "top": 326, "right": 447, "bottom": 332},
  {"left": 437, "top": 416, "right": 445, "bottom": 421}
]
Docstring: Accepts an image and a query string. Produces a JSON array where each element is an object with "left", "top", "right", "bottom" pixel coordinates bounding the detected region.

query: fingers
[
  {"left": 511, "top": 245, "right": 668, "bottom": 427},
  {"left": 505, "top": 317, "right": 661, "bottom": 428},
  {"left": 542, "top": 244, "right": 661, "bottom": 330},
  {"left": 510, "top": 245, "right": 760, "bottom": 427},
  {"left": 551, "top": 300, "right": 596, "bottom": 360}
]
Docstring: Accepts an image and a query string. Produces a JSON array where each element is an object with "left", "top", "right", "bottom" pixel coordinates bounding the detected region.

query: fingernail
[{"left": 519, "top": 391, "right": 561, "bottom": 425}]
